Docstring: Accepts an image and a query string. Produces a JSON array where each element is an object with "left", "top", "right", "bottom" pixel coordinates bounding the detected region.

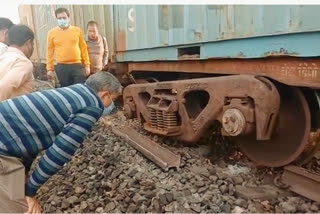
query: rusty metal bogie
[
  {"left": 144, "top": 89, "right": 181, "bottom": 136},
  {"left": 123, "top": 75, "right": 280, "bottom": 143},
  {"left": 123, "top": 97, "right": 136, "bottom": 119}
]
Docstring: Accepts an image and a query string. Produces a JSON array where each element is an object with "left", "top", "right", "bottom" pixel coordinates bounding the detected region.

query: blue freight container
[{"left": 113, "top": 5, "right": 320, "bottom": 61}]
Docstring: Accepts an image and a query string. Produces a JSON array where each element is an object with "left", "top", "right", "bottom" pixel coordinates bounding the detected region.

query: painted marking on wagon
[
  {"left": 185, "top": 83, "right": 208, "bottom": 90},
  {"left": 128, "top": 8, "right": 135, "bottom": 32},
  {"left": 280, "top": 63, "right": 319, "bottom": 79}
]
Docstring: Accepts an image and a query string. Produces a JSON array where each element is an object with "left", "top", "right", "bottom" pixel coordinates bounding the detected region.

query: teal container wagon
[{"left": 114, "top": 5, "right": 320, "bottom": 61}]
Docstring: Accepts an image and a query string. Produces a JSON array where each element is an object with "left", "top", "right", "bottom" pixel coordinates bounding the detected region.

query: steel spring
[
  {"left": 157, "top": 110, "right": 164, "bottom": 129},
  {"left": 149, "top": 108, "right": 157, "bottom": 128},
  {"left": 164, "top": 112, "right": 178, "bottom": 127}
]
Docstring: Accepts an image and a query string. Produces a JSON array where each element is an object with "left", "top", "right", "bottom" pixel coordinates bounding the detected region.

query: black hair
[
  {"left": 55, "top": 8, "right": 70, "bottom": 17},
  {"left": 87, "top": 21, "right": 98, "bottom": 29},
  {"left": 8, "top": 24, "right": 34, "bottom": 46},
  {"left": 0, "top": 17, "right": 13, "bottom": 31}
]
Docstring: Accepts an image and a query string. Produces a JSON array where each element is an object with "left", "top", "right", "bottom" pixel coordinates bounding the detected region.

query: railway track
[
  {"left": 101, "top": 116, "right": 320, "bottom": 203},
  {"left": 281, "top": 165, "right": 320, "bottom": 203}
]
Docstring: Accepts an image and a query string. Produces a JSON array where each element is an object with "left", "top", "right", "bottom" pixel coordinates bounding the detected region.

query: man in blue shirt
[{"left": 0, "top": 71, "right": 122, "bottom": 213}]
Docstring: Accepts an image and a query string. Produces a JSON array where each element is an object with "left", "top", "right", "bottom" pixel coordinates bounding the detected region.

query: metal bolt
[
  {"left": 223, "top": 117, "right": 229, "bottom": 124},
  {"left": 222, "top": 108, "right": 246, "bottom": 136},
  {"left": 230, "top": 116, "right": 236, "bottom": 123}
]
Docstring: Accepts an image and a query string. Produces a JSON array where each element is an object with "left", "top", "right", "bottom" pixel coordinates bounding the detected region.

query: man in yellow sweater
[{"left": 46, "top": 7, "right": 90, "bottom": 87}]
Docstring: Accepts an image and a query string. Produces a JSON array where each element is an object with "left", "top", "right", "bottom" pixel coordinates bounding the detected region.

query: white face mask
[
  {"left": 102, "top": 101, "right": 116, "bottom": 116},
  {"left": 57, "top": 19, "right": 69, "bottom": 28}
]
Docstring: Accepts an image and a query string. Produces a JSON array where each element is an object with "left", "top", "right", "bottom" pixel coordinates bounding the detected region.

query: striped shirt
[{"left": 0, "top": 84, "right": 103, "bottom": 196}]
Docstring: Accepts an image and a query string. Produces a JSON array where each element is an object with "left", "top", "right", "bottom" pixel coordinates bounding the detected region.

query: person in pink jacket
[{"left": 0, "top": 24, "right": 35, "bottom": 101}]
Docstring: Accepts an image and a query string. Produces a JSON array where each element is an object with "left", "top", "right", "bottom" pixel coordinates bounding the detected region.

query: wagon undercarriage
[{"left": 123, "top": 58, "right": 320, "bottom": 167}]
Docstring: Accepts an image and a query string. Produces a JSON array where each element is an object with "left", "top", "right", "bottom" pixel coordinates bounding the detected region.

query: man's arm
[
  {"left": 102, "top": 36, "right": 109, "bottom": 67},
  {"left": 46, "top": 31, "right": 55, "bottom": 71},
  {"left": 79, "top": 30, "right": 90, "bottom": 68},
  {"left": 25, "top": 107, "right": 102, "bottom": 197},
  {"left": 0, "top": 60, "right": 34, "bottom": 101}
]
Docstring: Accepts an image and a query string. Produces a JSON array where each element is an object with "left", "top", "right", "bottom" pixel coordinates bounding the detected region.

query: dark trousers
[{"left": 55, "top": 63, "right": 86, "bottom": 87}]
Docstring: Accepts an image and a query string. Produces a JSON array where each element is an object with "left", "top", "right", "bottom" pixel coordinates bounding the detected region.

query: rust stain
[
  {"left": 117, "top": 31, "right": 126, "bottom": 52},
  {"left": 236, "top": 52, "right": 246, "bottom": 58},
  {"left": 263, "top": 48, "right": 300, "bottom": 57},
  {"left": 194, "top": 32, "right": 203, "bottom": 41}
]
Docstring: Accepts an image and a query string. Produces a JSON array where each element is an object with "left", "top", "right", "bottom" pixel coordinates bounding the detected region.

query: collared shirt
[
  {"left": 0, "top": 84, "right": 104, "bottom": 196},
  {"left": 0, "top": 42, "right": 8, "bottom": 55},
  {"left": 85, "top": 34, "right": 108, "bottom": 73},
  {"left": 0, "top": 47, "right": 34, "bottom": 101}
]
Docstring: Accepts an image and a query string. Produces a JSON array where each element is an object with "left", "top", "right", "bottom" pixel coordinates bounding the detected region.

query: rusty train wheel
[
  {"left": 295, "top": 90, "right": 320, "bottom": 165},
  {"left": 296, "top": 130, "right": 320, "bottom": 166},
  {"left": 236, "top": 85, "right": 311, "bottom": 167}
]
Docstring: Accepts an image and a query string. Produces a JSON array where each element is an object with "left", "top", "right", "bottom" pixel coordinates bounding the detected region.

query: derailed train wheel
[
  {"left": 296, "top": 90, "right": 320, "bottom": 165},
  {"left": 235, "top": 84, "right": 312, "bottom": 167}
]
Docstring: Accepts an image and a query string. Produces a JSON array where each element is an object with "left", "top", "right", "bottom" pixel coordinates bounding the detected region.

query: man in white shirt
[
  {"left": 0, "top": 24, "right": 35, "bottom": 101},
  {"left": 0, "top": 17, "right": 14, "bottom": 55}
]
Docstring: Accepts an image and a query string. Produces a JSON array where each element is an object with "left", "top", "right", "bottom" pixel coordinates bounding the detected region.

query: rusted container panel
[{"left": 114, "top": 5, "right": 320, "bottom": 51}]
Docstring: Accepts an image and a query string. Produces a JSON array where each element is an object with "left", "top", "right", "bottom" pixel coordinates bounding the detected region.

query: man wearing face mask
[
  {"left": 0, "top": 72, "right": 122, "bottom": 213},
  {"left": 0, "top": 24, "right": 35, "bottom": 101},
  {"left": 46, "top": 7, "right": 91, "bottom": 87},
  {"left": 0, "top": 17, "right": 14, "bottom": 55}
]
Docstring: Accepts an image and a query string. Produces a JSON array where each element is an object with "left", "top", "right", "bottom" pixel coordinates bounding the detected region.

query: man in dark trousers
[
  {"left": 0, "top": 72, "right": 122, "bottom": 213},
  {"left": 46, "top": 7, "right": 90, "bottom": 87}
]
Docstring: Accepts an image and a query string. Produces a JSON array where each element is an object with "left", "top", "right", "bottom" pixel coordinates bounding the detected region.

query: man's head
[
  {"left": 85, "top": 72, "right": 122, "bottom": 107},
  {"left": 8, "top": 24, "right": 34, "bottom": 58},
  {"left": 0, "top": 17, "right": 14, "bottom": 44},
  {"left": 55, "top": 8, "right": 70, "bottom": 29},
  {"left": 87, "top": 21, "right": 99, "bottom": 41}
]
